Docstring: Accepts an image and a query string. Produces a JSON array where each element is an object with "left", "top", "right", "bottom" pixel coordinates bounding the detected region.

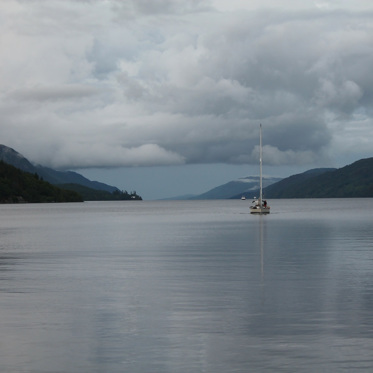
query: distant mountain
[
  {"left": 263, "top": 158, "right": 373, "bottom": 198},
  {"left": 35, "top": 166, "right": 118, "bottom": 192},
  {"left": 190, "top": 176, "right": 282, "bottom": 200},
  {"left": 0, "top": 144, "right": 118, "bottom": 193},
  {"left": 0, "top": 144, "right": 36, "bottom": 173}
]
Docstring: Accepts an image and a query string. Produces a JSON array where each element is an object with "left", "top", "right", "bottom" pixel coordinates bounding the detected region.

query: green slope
[
  {"left": 0, "top": 161, "right": 83, "bottom": 203},
  {"left": 263, "top": 168, "right": 335, "bottom": 198},
  {"left": 265, "top": 158, "right": 373, "bottom": 198}
]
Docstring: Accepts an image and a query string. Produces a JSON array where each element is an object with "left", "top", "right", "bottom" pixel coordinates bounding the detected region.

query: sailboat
[{"left": 250, "top": 124, "right": 270, "bottom": 214}]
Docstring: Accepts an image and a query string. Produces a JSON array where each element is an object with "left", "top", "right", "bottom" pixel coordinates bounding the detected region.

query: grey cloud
[
  {"left": 118, "top": 73, "right": 147, "bottom": 100},
  {"left": 112, "top": 0, "right": 213, "bottom": 18},
  {"left": 47, "top": 143, "right": 185, "bottom": 169},
  {"left": 11, "top": 85, "right": 98, "bottom": 102},
  {"left": 1, "top": 1, "right": 373, "bottom": 170}
]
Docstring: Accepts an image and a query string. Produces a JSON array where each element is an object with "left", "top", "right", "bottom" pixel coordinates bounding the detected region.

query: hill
[
  {"left": 0, "top": 145, "right": 118, "bottom": 193},
  {"left": 190, "top": 176, "right": 282, "bottom": 199},
  {"left": 261, "top": 168, "right": 336, "bottom": 198},
  {"left": 0, "top": 144, "right": 143, "bottom": 200},
  {"left": 264, "top": 158, "right": 373, "bottom": 198},
  {"left": 0, "top": 161, "right": 83, "bottom": 203},
  {"left": 188, "top": 157, "right": 373, "bottom": 200}
]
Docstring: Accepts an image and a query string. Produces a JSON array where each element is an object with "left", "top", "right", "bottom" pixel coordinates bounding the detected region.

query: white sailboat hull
[{"left": 250, "top": 206, "right": 270, "bottom": 214}]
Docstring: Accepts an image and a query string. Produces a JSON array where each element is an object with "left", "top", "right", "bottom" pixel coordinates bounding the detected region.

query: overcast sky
[{"left": 1, "top": 0, "right": 373, "bottom": 199}]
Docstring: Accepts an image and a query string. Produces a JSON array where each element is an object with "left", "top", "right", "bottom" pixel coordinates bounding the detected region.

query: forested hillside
[
  {"left": 59, "top": 183, "right": 142, "bottom": 201},
  {"left": 264, "top": 158, "right": 373, "bottom": 198},
  {"left": 0, "top": 161, "right": 83, "bottom": 203}
]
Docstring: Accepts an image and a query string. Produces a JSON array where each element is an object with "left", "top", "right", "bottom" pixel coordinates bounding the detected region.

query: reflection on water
[
  {"left": 0, "top": 200, "right": 373, "bottom": 372},
  {"left": 259, "top": 216, "right": 265, "bottom": 281}
]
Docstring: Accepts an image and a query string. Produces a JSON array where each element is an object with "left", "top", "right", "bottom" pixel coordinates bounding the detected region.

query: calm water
[{"left": 1, "top": 199, "right": 373, "bottom": 372}]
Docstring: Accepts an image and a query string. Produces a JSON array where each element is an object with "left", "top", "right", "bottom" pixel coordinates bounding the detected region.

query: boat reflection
[{"left": 260, "top": 216, "right": 264, "bottom": 281}]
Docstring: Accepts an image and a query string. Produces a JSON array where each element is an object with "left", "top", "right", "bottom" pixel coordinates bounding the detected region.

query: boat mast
[{"left": 259, "top": 123, "right": 263, "bottom": 205}]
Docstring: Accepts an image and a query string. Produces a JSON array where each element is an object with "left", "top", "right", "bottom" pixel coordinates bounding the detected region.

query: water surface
[{"left": 1, "top": 199, "right": 373, "bottom": 372}]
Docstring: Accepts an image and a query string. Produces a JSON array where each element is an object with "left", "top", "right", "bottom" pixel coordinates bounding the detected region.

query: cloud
[
  {"left": 11, "top": 84, "right": 99, "bottom": 102},
  {"left": 112, "top": 0, "right": 213, "bottom": 18},
  {"left": 254, "top": 145, "right": 323, "bottom": 166},
  {"left": 0, "top": 0, "right": 372, "bottom": 170},
  {"left": 46, "top": 143, "right": 186, "bottom": 169}
]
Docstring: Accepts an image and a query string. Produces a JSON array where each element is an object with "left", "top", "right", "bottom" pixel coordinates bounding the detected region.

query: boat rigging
[{"left": 250, "top": 124, "right": 270, "bottom": 214}]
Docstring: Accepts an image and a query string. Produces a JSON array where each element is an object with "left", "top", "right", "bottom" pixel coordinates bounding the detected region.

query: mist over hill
[
  {"left": 190, "top": 176, "right": 282, "bottom": 200},
  {"left": 188, "top": 158, "right": 373, "bottom": 199},
  {"left": 2, "top": 144, "right": 372, "bottom": 200},
  {"left": 0, "top": 144, "right": 142, "bottom": 201}
]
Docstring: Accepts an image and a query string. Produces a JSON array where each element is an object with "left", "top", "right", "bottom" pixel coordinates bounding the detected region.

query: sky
[{"left": 1, "top": 0, "right": 373, "bottom": 199}]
